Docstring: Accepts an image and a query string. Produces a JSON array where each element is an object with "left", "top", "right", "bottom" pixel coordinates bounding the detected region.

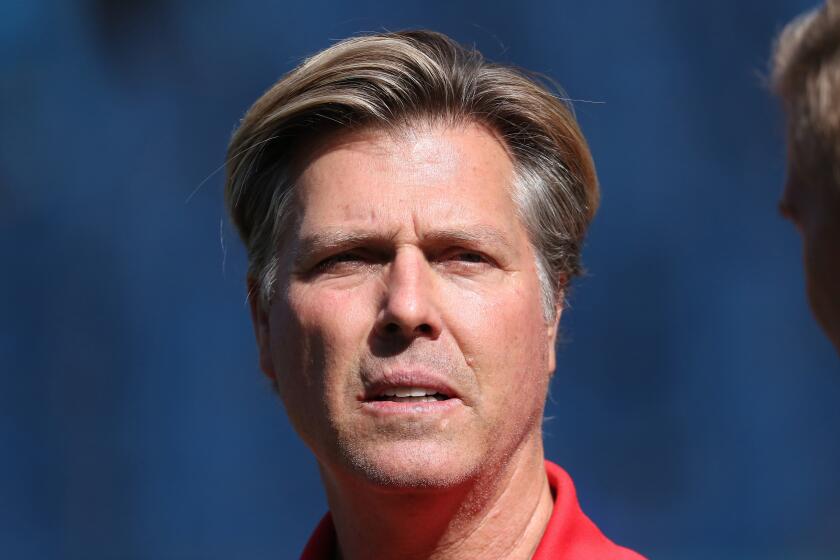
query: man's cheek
[{"left": 497, "top": 294, "right": 551, "bottom": 364}]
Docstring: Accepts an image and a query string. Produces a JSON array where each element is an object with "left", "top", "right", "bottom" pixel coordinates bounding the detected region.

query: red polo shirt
[{"left": 300, "top": 460, "right": 646, "bottom": 559}]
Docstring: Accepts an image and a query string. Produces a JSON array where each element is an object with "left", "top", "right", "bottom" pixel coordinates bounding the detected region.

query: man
[
  {"left": 225, "top": 30, "right": 645, "bottom": 559},
  {"left": 772, "top": 0, "right": 840, "bottom": 355}
]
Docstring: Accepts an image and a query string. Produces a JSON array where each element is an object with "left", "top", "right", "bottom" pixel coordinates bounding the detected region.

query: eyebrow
[
  {"left": 292, "top": 231, "right": 391, "bottom": 265},
  {"left": 422, "top": 227, "right": 516, "bottom": 254},
  {"left": 292, "top": 225, "right": 517, "bottom": 266}
]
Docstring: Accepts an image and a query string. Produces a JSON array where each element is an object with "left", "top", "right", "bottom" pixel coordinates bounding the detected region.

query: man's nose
[{"left": 374, "top": 248, "right": 442, "bottom": 341}]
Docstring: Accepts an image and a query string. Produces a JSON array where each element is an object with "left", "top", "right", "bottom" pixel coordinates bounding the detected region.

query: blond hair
[
  {"left": 772, "top": 0, "right": 840, "bottom": 182},
  {"left": 225, "top": 30, "right": 599, "bottom": 319}
]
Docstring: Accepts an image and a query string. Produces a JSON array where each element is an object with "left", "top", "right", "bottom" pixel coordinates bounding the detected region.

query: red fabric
[
  {"left": 299, "top": 512, "right": 337, "bottom": 560},
  {"left": 300, "top": 460, "right": 645, "bottom": 559},
  {"left": 532, "top": 461, "right": 645, "bottom": 559}
]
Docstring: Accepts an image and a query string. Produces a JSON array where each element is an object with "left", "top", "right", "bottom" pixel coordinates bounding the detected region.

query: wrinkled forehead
[
  {"left": 290, "top": 121, "right": 521, "bottom": 226},
  {"left": 291, "top": 118, "right": 515, "bottom": 181}
]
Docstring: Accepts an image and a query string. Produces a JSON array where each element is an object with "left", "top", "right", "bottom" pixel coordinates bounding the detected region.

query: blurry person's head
[{"left": 772, "top": 0, "right": 840, "bottom": 353}]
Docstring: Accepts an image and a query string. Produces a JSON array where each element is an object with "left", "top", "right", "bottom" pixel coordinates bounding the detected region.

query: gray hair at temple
[
  {"left": 771, "top": 0, "right": 840, "bottom": 184},
  {"left": 225, "top": 30, "right": 599, "bottom": 320}
]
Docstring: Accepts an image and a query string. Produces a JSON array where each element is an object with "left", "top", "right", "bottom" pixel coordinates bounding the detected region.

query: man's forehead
[
  {"left": 296, "top": 122, "right": 514, "bottom": 189},
  {"left": 293, "top": 123, "right": 517, "bottom": 218}
]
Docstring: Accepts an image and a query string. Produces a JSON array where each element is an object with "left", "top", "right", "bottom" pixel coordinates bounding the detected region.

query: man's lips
[
  {"left": 360, "top": 370, "right": 461, "bottom": 404},
  {"left": 370, "top": 387, "right": 449, "bottom": 402}
]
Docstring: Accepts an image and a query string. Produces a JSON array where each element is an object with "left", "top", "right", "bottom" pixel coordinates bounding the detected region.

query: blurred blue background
[{"left": 2, "top": 0, "right": 839, "bottom": 558}]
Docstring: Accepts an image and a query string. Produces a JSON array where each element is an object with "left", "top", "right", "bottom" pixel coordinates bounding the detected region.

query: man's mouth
[
  {"left": 371, "top": 387, "right": 451, "bottom": 403},
  {"left": 360, "top": 371, "right": 462, "bottom": 414}
]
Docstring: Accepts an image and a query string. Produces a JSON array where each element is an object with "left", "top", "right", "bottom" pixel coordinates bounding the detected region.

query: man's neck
[{"left": 320, "top": 436, "right": 554, "bottom": 560}]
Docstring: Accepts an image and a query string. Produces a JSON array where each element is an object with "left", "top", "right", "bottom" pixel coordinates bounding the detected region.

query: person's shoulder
[{"left": 538, "top": 460, "right": 648, "bottom": 560}]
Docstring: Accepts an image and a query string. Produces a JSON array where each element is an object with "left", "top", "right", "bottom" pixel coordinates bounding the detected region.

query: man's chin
[{"left": 337, "top": 440, "right": 482, "bottom": 491}]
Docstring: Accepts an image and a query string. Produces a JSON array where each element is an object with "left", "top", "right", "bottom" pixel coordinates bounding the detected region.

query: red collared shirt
[{"left": 301, "top": 460, "right": 646, "bottom": 559}]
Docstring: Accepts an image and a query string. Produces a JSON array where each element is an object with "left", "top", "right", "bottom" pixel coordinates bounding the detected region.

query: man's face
[
  {"left": 780, "top": 135, "right": 840, "bottom": 351},
  {"left": 251, "top": 123, "right": 560, "bottom": 488}
]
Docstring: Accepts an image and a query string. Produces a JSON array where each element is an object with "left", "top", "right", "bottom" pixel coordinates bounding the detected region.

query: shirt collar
[{"left": 300, "top": 460, "right": 645, "bottom": 560}]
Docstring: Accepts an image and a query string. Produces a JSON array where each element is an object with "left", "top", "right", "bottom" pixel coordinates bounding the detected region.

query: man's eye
[
  {"left": 453, "top": 252, "right": 485, "bottom": 263},
  {"left": 439, "top": 250, "right": 491, "bottom": 268},
  {"left": 314, "top": 252, "right": 365, "bottom": 272}
]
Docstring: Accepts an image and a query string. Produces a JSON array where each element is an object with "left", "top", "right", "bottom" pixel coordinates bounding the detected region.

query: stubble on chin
[{"left": 323, "top": 347, "right": 486, "bottom": 489}]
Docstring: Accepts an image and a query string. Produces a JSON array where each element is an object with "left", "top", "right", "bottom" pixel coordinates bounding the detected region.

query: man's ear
[
  {"left": 546, "top": 291, "right": 564, "bottom": 374},
  {"left": 247, "top": 278, "right": 277, "bottom": 382}
]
